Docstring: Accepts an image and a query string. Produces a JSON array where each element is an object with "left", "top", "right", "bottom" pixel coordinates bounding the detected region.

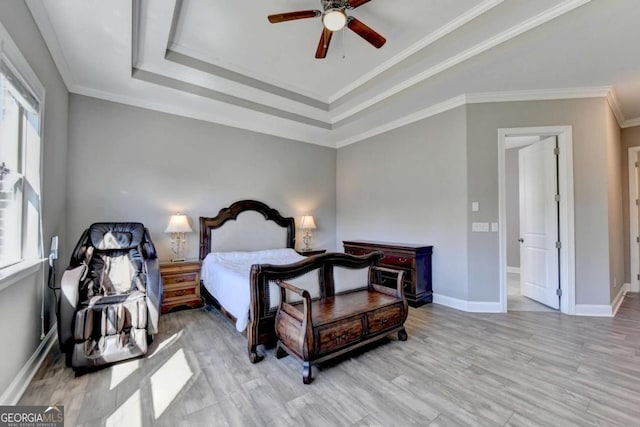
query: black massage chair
[{"left": 57, "top": 223, "right": 162, "bottom": 371}]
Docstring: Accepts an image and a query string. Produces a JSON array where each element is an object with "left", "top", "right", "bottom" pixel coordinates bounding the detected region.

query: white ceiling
[{"left": 26, "top": 0, "right": 640, "bottom": 147}]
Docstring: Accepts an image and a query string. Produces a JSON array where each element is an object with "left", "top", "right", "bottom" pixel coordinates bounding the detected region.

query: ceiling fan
[{"left": 268, "top": 0, "right": 386, "bottom": 59}]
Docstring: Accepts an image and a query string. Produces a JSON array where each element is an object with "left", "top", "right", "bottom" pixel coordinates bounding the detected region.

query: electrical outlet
[
  {"left": 613, "top": 276, "right": 617, "bottom": 288},
  {"left": 472, "top": 222, "right": 490, "bottom": 232}
]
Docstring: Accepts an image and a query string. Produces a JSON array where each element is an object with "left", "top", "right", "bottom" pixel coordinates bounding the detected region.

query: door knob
[{"left": 518, "top": 238, "right": 524, "bottom": 243}]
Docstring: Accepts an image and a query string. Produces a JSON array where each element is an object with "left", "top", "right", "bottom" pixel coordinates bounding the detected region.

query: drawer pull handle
[{"left": 174, "top": 290, "right": 187, "bottom": 297}]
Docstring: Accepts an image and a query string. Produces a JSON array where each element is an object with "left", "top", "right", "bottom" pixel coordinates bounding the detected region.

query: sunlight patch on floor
[
  {"left": 106, "top": 390, "right": 141, "bottom": 427},
  {"left": 110, "top": 359, "right": 140, "bottom": 390},
  {"left": 151, "top": 347, "right": 193, "bottom": 419},
  {"left": 147, "top": 330, "right": 183, "bottom": 358}
]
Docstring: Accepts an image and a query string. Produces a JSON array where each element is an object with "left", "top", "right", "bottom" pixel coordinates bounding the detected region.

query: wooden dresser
[
  {"left": 343, "top": 240, "right": 433, "bottom": 307},
  {"left": 160, "top": 260, "right": 203, "bottom": 314}
]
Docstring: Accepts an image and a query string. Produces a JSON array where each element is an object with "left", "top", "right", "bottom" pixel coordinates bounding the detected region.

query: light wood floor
[{"left": 20, "top": 293, "right": 640, "bottom": 426}]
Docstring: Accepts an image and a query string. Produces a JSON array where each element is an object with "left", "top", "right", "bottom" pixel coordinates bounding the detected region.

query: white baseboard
[
  {"left": 611, "top": 284, "right": 629, "bottom": 316},
  {"left": 574, "top": 304, "right": 614, "bottom": 317},
  {"left": 506, "top": 266, "right": 521, "bottom": 274},
  {"left": 0, "top": 325, "right": 57, "bottom": 405},
  {"left": 574, "top": 284, "right": 629, "bottom": 317},
  {"left": 433, "top": 293, "right": 503, "bottom": 313},
  {"left": 630, "top": 281, "right": 640, "bottom": 292}
]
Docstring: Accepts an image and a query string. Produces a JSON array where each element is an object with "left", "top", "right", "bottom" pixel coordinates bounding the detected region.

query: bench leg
[
  {"left": 248, "top": 344, "right": 264, "bottom": 364},
  {"left": 302, "top": 362, "right": 313, "bottom": 384},
  {"left": 275, "top": 342, "right": 288, "bottom": 359},
  {"left": 398, "top": 327, "right": 408, "bottom": 341}
]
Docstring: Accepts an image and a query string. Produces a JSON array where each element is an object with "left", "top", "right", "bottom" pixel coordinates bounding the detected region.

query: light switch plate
[
  {"left": 472, "top": 202, "right": 479, "bottom": 212},
  {"left": 491, "top": 222, "right": 498, "bottom": 232}
]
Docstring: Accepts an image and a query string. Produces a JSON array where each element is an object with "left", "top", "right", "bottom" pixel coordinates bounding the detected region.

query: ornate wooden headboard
[{"left": 199, "top": 200, "right": 295, "bottom": 260}]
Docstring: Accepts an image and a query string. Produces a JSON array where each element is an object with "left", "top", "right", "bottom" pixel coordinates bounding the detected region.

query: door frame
[
  {"left": 498, "top": 126, "right": 576, "bottom": 314},
  {"left": 627, "top": 146, "right": 640, "bottom": 292}
]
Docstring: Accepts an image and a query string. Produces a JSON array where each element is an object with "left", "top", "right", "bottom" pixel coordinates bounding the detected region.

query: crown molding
[
  {"left": 468, "top": 86, "right": 611, "bottom": 104},
  {"left": 331, "top": 0, "right": 592, "bottom": 123},
  {"left": 327, "top": 0, "right": 504, "bottom": 103},
  {"left": 623, "top": 117, "right": 640, "bottom": 129},
  {"left": 69, "top": 84, "right": 336, "bottom": 148},
  {"left": 336, "top": 86, "right": 611, "bottom": 148},
  {"left": 335, "top": 95, "right": 467, "bottom": 148},
  {"left": 25, "top": 0, "right": 74, "bottom": 90},
  {"left": 606, "top": 88, "right": 625, "bottom": 128}
]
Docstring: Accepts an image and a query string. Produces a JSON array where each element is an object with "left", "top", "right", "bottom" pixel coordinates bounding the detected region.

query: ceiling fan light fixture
[{"left": 322, "top": 9, "right": 347, "bottom": 31}]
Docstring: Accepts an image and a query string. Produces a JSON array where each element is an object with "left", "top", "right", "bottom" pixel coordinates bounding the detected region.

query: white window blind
[{"left": 0, "top": 51, "right": 43, "bottom": 269}]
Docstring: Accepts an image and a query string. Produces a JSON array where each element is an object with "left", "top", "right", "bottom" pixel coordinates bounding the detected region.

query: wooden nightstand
[
  {"left": 160, "top": 260, "right": 203, "bottom": 314},
  {"left": 296, "top": 249, "right": 326, "bottom": 257}
]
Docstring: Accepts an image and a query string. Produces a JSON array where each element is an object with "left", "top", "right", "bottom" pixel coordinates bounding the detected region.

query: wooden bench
[{"left": 271, "top": 253, "right": 408, "bottom": 383}]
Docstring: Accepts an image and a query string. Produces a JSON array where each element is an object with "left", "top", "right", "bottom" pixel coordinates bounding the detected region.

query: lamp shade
[
  {"left": 322, "top": 9, "right": 347, "bottom": 31},
  {"left": 300, "top": 215, "right": 317, "bottom": 230},
  {"left": 165, "top": 213, "right": 192, "bottom": 233}
]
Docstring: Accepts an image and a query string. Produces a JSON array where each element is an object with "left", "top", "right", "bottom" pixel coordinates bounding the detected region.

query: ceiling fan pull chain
[{"left": 342, "top": 27, "right": 346, "bottom": 59}]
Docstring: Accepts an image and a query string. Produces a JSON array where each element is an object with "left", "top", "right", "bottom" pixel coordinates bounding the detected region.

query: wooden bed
[{"left": 198, "top": 199, "right": 298, "bottom": 363}]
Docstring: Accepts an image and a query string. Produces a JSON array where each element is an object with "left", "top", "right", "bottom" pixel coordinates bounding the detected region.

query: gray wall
[
  {"left": 621, "top": 125, "right": 640, "bottom": 284},
  {"left": 466, "top": 98, "right": 610, "bottom": 304},
  {"left": 0, "top": 2, "right": 69, "bottom": 398},
  {"left": 505, "top": 148, "right": 520, "bottom": 269},
  {"left": 337, "top": 107, "right": 469, "bottom": 300},
  {"left": 606, "top": 105, "right": 624, "bottom": 301},
  {"left": 67, "top": 95, "right": 336, "bottom": 260}
]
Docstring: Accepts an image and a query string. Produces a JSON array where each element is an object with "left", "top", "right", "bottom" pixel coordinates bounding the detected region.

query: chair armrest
[
  {"left": 371, "top": 266, "right": 406, "bottom": 299},
  {"left": 275, "top": 279, "right": 310, "bottom": 299},
  {"left": 274, "top": 279, "right": 312, "bottom": 323},
  {"left": 58, "top": 265, "right": 84, "bottom": 350},
  {"left": 144, "top": 258, "right": 162, "bottom": 335}
]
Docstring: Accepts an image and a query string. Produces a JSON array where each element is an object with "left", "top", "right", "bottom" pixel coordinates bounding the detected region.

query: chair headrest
[{"left": 89, "top": 223, "right": 145, "bottom": 250}]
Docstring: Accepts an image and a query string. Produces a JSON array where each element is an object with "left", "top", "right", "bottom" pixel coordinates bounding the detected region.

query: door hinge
[
  {"left": 637, "top": 236, "right": 639, "bottom": 243},
  {"left": 556, "top": 241, "right": 562, "bottom": 249},
  {"left": 636, "top": 199, "right": 639, "bottom": 206},
  {"left": 556, "top": 288, "right": 562, "bottom": 297},
  {"left": 637, "top": 273, "right": 639, "bottom": 280},
  {"left": 554, "top": 194, "right": 560, "bottom": 202},
  {"left": 554, "top": 147, "right": 559, "bottom": 156},
  {"left": 636, "top": 162, "right": 638, "bottom": 167}
]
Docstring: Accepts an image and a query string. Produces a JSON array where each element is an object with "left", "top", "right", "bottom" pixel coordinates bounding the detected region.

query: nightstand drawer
[
  {"left": 163, "top": 272, "right": 198, "bottom": 286},
  {"left": 164, "top": 286, "right": 198, "bottom": 299}
]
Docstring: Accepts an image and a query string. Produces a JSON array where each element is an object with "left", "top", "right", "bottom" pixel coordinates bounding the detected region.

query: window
[{"left": 0, "top": 54, "right": 42, "bottom": 269}]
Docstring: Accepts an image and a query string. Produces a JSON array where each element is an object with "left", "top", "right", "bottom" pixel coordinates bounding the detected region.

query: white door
[{"left": 519, "top": 136, "right": 559, "bottom": 309}]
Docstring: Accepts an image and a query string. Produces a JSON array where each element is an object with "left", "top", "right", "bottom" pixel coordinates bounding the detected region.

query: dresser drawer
[
  {"left": 344, "top": 247, "right": 368, "bottom": 257},
  {"left": 317, "top": 318, "right": 364, "bottom": 355},
  {"left": 380, "top": 253, "right": 414, "bottom": 268},
  {"left": 367, "top": 305, "right": 402, "bottom": 335}
]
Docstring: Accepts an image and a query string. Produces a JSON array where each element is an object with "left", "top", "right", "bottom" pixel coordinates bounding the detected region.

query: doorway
[
  {"left": 628, "top": 147, "right": 640, "bottom": 294},
  {"left": 498, "top": 126, "right": 576, "bottom": 314}
]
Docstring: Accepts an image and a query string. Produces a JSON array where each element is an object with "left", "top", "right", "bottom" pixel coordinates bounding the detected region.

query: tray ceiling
[{"left": 26, "top": 0, "right": 640, "bottom": 147}]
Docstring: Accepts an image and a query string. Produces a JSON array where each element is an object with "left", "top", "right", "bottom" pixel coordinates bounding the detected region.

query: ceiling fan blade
[
  {"left": 347, "top": 17, "right": 386, "bottom": 48},
  {"left": 348, "top": 0, "right": 372, "bottom": 8},
  {"left": 268, "top": 10, "right": 320, "bottom": 23},
  {"left": 315, "top": 28, "right": 333, "bottom": 59}
]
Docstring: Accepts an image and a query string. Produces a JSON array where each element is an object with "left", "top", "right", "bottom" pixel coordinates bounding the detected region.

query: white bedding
[{"left": 201, "top": 248, "right": 319, "bottom": 332}]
